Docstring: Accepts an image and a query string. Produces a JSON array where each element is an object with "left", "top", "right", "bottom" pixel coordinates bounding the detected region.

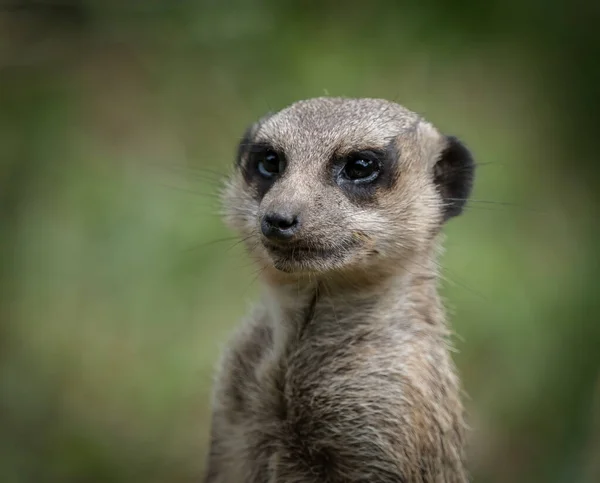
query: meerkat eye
[
  {"left": 256, "top": 150, "right": 282, "bottom": 179},
  {"left": 342, "top": 155, "right": 380, "bottom": 183}
]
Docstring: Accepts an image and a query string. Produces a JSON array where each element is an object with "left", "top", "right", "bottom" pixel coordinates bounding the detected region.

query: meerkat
[{"left": 204, "top": 97, "right": 475, "bottom": 483}]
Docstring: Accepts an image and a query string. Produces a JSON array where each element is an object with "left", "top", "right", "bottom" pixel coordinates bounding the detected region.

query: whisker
[
  {"left": 185, "top": 166, "right": 229, "bottom": 177},
  {"left": 458, "top": 205, "right": 518, "bottom": 213},
  {"left": 445, "top": 198, "right": 545, "bottom": 213},
  {"left": 245, "top": 266, "right": 266, "bottom": 293},
  {"left": 451, "top": 198, "right": 525, "bottom": 207},
  {"left": 407, "top": 254, "right": 488, "bottom": 302},
  {"left": 183, "top": 236, "right": 241, "bottom": 252},
  {"left": 225, "top": 234, "right": 255, "bottom": 253},
  {"left": 170, "top": 176, "right": 225, "bottom": 188},
  {"left": 472, "top": 161, "right": 508, "bottom": 168},
  {"left": 441, "top": 161, "right": 503, "bottom": 176},
  {"left": 142, "top": 161, "right": 228, "bottom": 179},
  {"left": 157, "top": 182, "right": 221, "bottom": 199},
  {"left": 437, "top": 267, "right": 488, "bottom": 302},
  {"left": 263, "top": 98, "right": 274, "bottom": 114}
]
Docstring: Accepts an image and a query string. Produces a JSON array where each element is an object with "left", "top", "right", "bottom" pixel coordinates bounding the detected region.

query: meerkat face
[{"left": 222, "top": 97, "right": 474, "bottom": 277}]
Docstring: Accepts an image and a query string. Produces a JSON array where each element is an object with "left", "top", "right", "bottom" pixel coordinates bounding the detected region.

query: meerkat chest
[
  {"left": 218, "top": 318, "right": 385, "bottom": 473},
  {"left": 214, "top": 319, "right": 291, "bottom": 480},
  {"left": 214, "top": 311, "right": 465, "bottom": 482}
]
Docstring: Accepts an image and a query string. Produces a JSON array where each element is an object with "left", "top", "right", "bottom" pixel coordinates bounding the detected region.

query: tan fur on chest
[{"left": 208, "top": 287, "right": 466, "bottom": 482}]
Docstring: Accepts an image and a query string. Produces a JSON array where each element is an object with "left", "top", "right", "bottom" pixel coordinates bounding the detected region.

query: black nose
[{"left": 261, "top": 212, "right": 300, "bottom": 241}]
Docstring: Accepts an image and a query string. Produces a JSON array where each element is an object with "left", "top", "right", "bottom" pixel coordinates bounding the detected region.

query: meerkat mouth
[
  {"left": 263, "top": 242, "right": 337, "bottom": 259},
  {"left": 261, "top": 238, "right": 361, "bottom": 272}
]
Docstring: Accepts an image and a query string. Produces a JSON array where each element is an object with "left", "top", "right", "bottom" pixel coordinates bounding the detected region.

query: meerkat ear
[{"left": 433, "top": 136, "right": 475, "bottom": 221}]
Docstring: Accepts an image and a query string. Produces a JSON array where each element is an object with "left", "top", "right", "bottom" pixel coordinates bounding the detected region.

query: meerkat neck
[{"left": 261, "top": 247, "right": 446, "bottom": 349}]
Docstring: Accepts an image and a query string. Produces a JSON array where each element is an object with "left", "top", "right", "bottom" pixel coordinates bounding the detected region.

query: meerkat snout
[{"left": 261, "top": 211, "right": 301, "bottom": 241}]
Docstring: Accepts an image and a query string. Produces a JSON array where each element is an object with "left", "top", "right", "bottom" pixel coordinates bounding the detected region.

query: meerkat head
[{"left": 222, "top": 97, "right": 474, "bottom": 279}]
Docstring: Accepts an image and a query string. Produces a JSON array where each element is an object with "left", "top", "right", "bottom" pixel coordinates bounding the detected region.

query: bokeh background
[{"left": 1, "top": 1, "right": 599, "bottom": 482}]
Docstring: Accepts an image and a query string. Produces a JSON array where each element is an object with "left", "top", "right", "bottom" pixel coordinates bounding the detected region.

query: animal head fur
[{"left": 222, "top": 97, "right": 474, "bottom": 280}]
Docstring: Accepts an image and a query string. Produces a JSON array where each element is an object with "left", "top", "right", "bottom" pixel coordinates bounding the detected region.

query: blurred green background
[{"left": 1, "top": 1, "right": 599, "bottom": 482}]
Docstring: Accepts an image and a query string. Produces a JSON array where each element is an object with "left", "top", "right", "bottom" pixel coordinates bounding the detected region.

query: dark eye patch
[
  {"left": 333, "top": 141, "right": 399, "bottom": 205},
  {"left": 238, "top": 141, "right": 286, "bottom": 200}
]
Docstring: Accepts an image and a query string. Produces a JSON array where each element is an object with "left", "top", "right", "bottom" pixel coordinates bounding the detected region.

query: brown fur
[{"left": 204, "top": 97, "right": 475, "bottom": 482}]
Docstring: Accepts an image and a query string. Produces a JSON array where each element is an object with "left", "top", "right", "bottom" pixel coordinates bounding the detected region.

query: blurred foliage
[{"left": 0, "top": 1, "right": 599, "bottom": 482}]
